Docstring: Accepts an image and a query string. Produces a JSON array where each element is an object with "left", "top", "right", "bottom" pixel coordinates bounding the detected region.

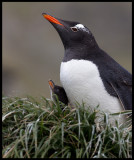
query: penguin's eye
[{"left": 71, "top": 27, "right": 78, "bottom": 32}]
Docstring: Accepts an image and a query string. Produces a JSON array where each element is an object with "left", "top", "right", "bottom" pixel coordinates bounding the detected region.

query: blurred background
[{"left": 2, "top": 2, "right": 132, "bottom": 98}]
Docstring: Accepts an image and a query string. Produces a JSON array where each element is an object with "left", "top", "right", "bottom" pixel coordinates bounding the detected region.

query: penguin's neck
[{"left": 63, "top": 45, "right": 100, "bottom": 62}]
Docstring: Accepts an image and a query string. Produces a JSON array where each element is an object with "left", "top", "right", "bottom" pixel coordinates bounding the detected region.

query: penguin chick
[{"left": 48, "top": 80, "right": 68, "bottom": 105}]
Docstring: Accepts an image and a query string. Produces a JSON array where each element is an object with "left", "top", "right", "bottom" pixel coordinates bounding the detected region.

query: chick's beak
[{"left": 48, "top": 80, "right": 55, "bottom": 90}]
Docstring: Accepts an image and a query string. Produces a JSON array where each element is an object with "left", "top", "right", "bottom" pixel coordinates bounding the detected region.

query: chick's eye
[
  {"left": 71, "top": 27, "right": 78, "bottom": 32},
  {"left": 56, "top": 89, "right": 59, "bottom": 92}
]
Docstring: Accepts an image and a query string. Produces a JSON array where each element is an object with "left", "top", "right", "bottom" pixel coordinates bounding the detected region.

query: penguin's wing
[
  {"left": 105, "top": 68, "right": 132, "bottom": 111},
  {"left": 109, "top": 80, "right": 132, "bottom": 110},
  {"left": 98, "top": 52, "right": 132, "bottom": 111}
]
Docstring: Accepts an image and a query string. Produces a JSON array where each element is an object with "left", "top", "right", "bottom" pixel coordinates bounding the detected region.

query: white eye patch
[
  {"left": 74, "top": 24, "right": 90, "bottom": 34},
  {"left": 75, "top": 24, "right": 85, "bottom": 29}
]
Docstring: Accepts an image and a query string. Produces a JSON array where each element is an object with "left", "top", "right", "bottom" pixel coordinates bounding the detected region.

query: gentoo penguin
[
  {"left": 48, "top": 80, "right": 68, "bottom": 105},
  {"left": 43, "top": 13, "right": 132, "bottom": 115}
]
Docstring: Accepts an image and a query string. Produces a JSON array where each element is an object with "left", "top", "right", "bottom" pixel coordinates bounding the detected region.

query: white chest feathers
[{"left": 60, "top": 59, "right": 123, "bottom": 113}]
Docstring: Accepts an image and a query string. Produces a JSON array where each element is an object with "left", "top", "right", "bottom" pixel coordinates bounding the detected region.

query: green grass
[{"left": 2, "top": 96, "right": 132, "bottom": 158}]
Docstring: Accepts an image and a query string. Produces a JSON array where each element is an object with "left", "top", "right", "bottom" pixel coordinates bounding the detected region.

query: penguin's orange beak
[{"left": 42, "top": 13, "right": 64, "bottom": 26}]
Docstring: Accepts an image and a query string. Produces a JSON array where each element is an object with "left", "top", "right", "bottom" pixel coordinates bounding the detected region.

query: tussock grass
[{"left": 2, "top": 96, "right": 132, "bottom": 158}]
